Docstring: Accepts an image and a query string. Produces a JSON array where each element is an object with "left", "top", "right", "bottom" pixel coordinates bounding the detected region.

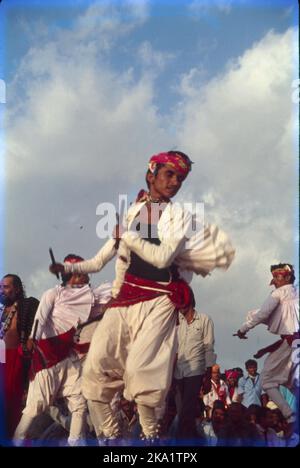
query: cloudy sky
[{"left": 0, "top": 0, "right": 298, "bottom": 371}]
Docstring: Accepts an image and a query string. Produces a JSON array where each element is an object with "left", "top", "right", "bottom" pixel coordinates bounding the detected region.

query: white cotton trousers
[
  {"left": 261, "top": 339, "right": 299, "bottom": 420},
  {"left": 14, "top": 355, "right": 87, "bottom": 445},
  {"left": 82, "top": 295, "right": 177, "bottom": 438}
]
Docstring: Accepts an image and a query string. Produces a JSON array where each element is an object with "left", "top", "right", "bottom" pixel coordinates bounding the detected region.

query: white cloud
[
  {"left": 4, "top": 0, "right": 173, "bottom": 300},
  {"left": 173, "top": 27, "right": 298, "bottom": 365},
  {"left": 73, "top": 0, "right": 150, "bottom": 44},
  {"left": 175, "top": 67, "right": 207, "bottom": 98},
  {"left": 6, "top": 6, "right": 168, "bottom": 186},
  {"left": 176, "top": 29, "right": 297, "bottom": 215},
  {"left": 137, "top": 41, "right": 175, "bottom": 73},
  {"left": 189, "top": 0, "right": 235, "bottom": 17}
]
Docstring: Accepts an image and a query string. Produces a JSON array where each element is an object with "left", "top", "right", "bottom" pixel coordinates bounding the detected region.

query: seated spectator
[
  {"left": 217, "top": 402, "right": 258, "bottom": 446},
  {"left": 245, "top": 404, "right": 261, "bottom": 426},
  {"left": 201, "top": 400, "right": 226, "bottom": 446},
  {"left": 255, "top": 407, "right": 285, "bottom": 447},
  {"left": 270, "top": 408, "right": 285, "bottom": 438}
]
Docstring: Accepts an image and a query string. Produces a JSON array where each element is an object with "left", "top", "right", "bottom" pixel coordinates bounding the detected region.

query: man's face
[
  {"left": 0, "top": 277, "right": 19, "bottom": 306},
  {"left": 212, "top": 409, "right": 225, "bottom": 425},
  {"left": 228, "top": 377, "right": 236, "bottom": 387},
  {"left": 68, "top": 273, "right": 90, "bottom": 286},
  {"left": 247, "top": 365, "right": 257, "bottom": 377},
  {"left": 147, "top": 165, "right": 186, "bottom": 201},
  {"left": 271, "top": 273, "right": 291, "bottom": 289},
  {"left": 180, "top": 304, "right": 194, "bottom": 318},
  {"left": 270, "top": 412, "right": 280, "bottom": 429},
  {"left": 211, "top": 370, "right": 220, "bottom": 383}
]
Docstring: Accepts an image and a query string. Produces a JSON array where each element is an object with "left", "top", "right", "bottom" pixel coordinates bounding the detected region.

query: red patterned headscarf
[
  {"left": 225, "top": 370, "right": 239, "bottom": 381},
  {"left": 64, "top": 254, "right": 84, "bottom": 263},
  {"left": 271, "top": 265, "right": 293, "bottom": 277},
  {"left": 148, "top": 151, "right": 192, "bottom": 176},
  {"left": 270, "top": 264, "right": 294, "bottom": 285},
  {"left": 135, "top": 151, "right": 193, "bottom": 202}
]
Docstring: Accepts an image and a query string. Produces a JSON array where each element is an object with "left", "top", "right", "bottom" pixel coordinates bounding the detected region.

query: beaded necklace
[{"left": 0, "top": 301, "right": 18, "bottom": 339}]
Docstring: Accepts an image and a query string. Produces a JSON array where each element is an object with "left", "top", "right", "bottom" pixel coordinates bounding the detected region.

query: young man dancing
[
  {"left": 14, "top": 254, "right": 111, "bottom": 446},
  {"left": 235, "top": 263, "right": 299, "bottom": 437},
  {"left": 51, "top": 151, "right": 235, "bottom": 443}
]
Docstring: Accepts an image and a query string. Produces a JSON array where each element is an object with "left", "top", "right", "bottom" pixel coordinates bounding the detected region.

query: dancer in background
[
  {"left": 235, "top": 263, "right": 299, "bottom": 438},
  {"left": 14, "top": 254, "right": 111, "bottom": 446}
]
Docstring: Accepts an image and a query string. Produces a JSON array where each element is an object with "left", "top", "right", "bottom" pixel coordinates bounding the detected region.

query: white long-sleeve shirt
[
  {"left": 239, "top": 284, "right": 299, "bottom": 336},
  {"left": 174, "top": 311, "right": 216, "bottom": 378},
  {"left": 32, "top": 282, "right": 112, "bottom": 340},
  {"left": 63, "top": 202, "right": 235, "bottom": 295},
  {"left": 121, "top": 202, "right": 235, "bottom": 277}
]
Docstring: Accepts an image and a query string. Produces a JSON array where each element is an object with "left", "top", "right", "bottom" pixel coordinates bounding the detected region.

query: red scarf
[
  {"left": 30, "top": 327, "right": 90, "bottom": 379},
  {"left": 109, "top": 273, "right": 192, "bottom": 309}
]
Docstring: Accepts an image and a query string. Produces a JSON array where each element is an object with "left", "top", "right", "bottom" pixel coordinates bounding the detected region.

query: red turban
[
  {"left": 64, "top": 254, "right": 84, "bottom": 264},
  {"left": 271, "top": 265, "right": 293, "bottom": 277},
  {"left": 148, "top": 152, "right": 192, "bottom": 176},
  {"left": 225, "top": 370, "right": 239, "bottom": 381}
]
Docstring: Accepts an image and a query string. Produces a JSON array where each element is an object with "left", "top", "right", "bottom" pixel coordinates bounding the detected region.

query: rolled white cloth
[
  {"left": 174, "top": 223, "right": 235, "bottom": 276},
  {"left": 112, "top": 211, "right": 235, "bottom": 297}
]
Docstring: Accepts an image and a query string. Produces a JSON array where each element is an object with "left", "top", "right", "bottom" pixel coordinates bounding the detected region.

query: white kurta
[
  {"left": 63, "top": 201, "right": 235, "bottom": 297},
  {"left": 239, "top": 284, "right": 299, "bottom": 419},
  {"left": 15, "top": 283, "right": 112, "bottom": 445},
  {"left": 239, "top": 284, "right": 299, "bottom": 336},
  {"left": 32, "top": 284, "right": 94, "bottom": 340},
  {"left": 25, "top": 283, "right": 112, "bottom": 417}
]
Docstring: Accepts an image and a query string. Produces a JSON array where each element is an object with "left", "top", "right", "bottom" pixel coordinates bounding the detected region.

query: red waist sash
[
  {"left": 30, "top": 327, "right": 90, "bottom": 379},
  {"left": 109, "top": 273, "right": 192, "bottom": 309},
  {"left": 254, "top": 331, "right": 300, "bottom": 359}
]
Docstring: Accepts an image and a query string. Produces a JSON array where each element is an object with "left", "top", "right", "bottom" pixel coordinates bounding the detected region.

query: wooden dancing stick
[
  {"left": 49, "top": 247, "right": 60, "bottom": 280},
  {"left": 114, "top": 213, "right": 121, "bottom": 250},
  {"left": 32, "top": 319, "right": 39, "bottom": 342}
]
